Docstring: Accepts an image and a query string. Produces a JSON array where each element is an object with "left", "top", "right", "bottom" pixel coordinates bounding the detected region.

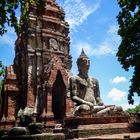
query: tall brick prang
[{"left": 0, "top": 0, "right": 72, "bottom": 125}]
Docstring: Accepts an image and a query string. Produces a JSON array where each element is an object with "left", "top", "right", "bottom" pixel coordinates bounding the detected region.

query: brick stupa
[{"left": 0, "top": 0, "right": 72, "bottom": 126}]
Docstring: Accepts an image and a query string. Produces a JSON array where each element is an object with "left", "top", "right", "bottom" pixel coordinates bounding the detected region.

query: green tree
[
  {"left": 0, "top": 0, "right": 23, "bottom": 35},
  {"left": 0, "top": 0, "right": 45, "bottom": 36},
  {"left": 117, "top": 0, "right": 140, "bottom": 104},
  {"left": 0, "top": 61, "right": 5, "bottom": 83},
  {"left": 127, "top": 105, "right": 140, "bottom": 113},
  {"left": 0, "top": 61, "right": 5, "bottom": 112}
]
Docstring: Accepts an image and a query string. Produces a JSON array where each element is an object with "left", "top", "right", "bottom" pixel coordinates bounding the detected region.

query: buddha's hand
[
  {"left": 85, "top": 101, "right": 94, "bottom": 107},
  {"left": 98, "top": 102, "right": 104, "bottom": 106},
  {"left": 96, "top": 97, "right": 104, "bottom": 106}
]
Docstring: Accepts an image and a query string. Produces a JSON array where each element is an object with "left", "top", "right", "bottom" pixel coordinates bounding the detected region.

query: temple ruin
[
  {"left": 0, "top": 0, "right": 72, "bottom": 125},
  {"left": 0, "top": 0, "right": 140, "bottom": 139}
]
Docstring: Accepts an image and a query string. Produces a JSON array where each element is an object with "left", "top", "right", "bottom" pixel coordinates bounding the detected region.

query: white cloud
[
  {"left": 71, "top": 23, "right": 121, "bottom": 57},
  {"left": 93, "top": 42, "right": 115, "bottom": 56},
  {"left": 73, "top": 41, "right": 115, "bottom": 57},
  {"left": 108, "top": 88, "right": 126, "bottom": 101},
  {"left": 120, "top": 103, "right": 139, "bottom": 111},
  {"left": 96, "top": 24, "right": 121, "bottom": 56},
  {"left": 57, "top": 1, "right": 120, "bottom": 57},
  {"left": 58, "top": 0, "right": 101, "bottom": 30},
  {"left": 110, "top": 76, "right": 127, "bottom": 84},
  {"left": 73, "top": 42, "right": 93, "bottom": 57}
]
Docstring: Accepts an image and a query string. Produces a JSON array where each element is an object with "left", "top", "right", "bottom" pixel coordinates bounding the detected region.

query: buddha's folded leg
[
  {"left": 96, "top": 107, "right": 111, "bottom": 114},
  {"left": 74, "top": 104, "right": 91, "bottom": 115}
]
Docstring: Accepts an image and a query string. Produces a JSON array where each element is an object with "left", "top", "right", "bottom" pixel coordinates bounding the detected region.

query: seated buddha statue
[{"left": 69, "top": 49, "right": 123, "bottom": 116}]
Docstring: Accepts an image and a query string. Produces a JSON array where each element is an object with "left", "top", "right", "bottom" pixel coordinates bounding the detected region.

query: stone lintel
[
  {"left": 41, "top": 33, "right": 69, "bottom": 44},
  {"left": 29, "top": 17, "right": 36, "bottom": 21},
  {"left": 27, "top": 44, "right": 34, "bottom": 49},
  {"left": 28, "top": 53, "right": 35, "bottom": 57},
  {"left": 29, "top": 14, "right": 37, "bottom": 19},
  {"left": 42, "top": 15, "right": 58, "bottom": 21},
  {"left": 42, "top": 49, "right": 66, "bottom": 57},
  {"left": 45, "top": 5, "right": 59, "bottom": 12},
  {"left": 41, "top": 17, "right": 68, "bottom": 28},
  {"left": 42, "top": 30, "right": 67, "bottom": 38},
  {"left": 35, "top": 48, "right": 42, "bottom": 56},
  {"left": 30, "top": 33, "right": 36, "bottom": 37}
]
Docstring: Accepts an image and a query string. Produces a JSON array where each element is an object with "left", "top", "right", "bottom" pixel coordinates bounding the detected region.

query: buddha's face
[
  {"left": 78, "top": 58, "right": 90, "bottom": 75},
  {"left": 80, "top": 65, "right": 89, "bottom": 75}
]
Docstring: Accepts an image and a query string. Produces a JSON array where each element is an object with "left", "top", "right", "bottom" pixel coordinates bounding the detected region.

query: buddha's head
[{"left": 77, "top": 49, "right": 90, "bottom": 76}]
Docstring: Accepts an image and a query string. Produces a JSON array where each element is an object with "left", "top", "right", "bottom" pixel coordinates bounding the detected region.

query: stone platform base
[
  {"left": 77, "top": 132, "right": 140, "bottom": 140},
  {"left": 53, "top": 115, "right": 140, "bottom": 139},
  {"left": 1, "top": 115, "right": 140, "bottom": 140},
  {"left": 1, "top": 132, "right": 140, "bottom": 140},
  {"left": 67, "top": 123, "right": 131, "bottom": 139},
  {"left": 1, "top": 133, "right": 65, "bottom": 140},
  {"left": 64, "top": 115, "right": 129, "bottom": 128}
]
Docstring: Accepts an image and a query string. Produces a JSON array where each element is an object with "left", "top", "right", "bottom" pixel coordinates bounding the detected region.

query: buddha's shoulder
[
  {"left": 69, "top": 75, "right": 78, "bottom": 81},
  {"left": 70, "top": 75, "right": 84, "bottom": 82}
]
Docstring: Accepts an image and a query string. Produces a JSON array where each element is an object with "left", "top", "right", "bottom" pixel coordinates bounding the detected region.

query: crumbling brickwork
[{"left": 0, "top": 0, "right": 72, "bottom": 125}]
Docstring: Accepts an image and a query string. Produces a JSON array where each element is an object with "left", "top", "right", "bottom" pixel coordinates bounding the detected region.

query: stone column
[
  {"left": 26, "top": 47, "right": 35, "bottom": 108},
  {"left": 33, "top": 49, "right": 43, "bottom": 116},
  {"left": 36, "top": 49, "right": 42, "bottom": 76}
]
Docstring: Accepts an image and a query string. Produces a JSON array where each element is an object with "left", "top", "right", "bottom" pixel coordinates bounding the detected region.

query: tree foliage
[
  {"left": 0, "top": 61, "right": 5, "bottom": 111},
  {"left": 0, "top": 61, "right": 5, "bottom": 91},
  {"left": 0, "top": 61, "right": 5, "bottom": 79},
  {"left": 0, "top": 0, "right": 21, "bottom": 35},
  {"left": 0, "top": 0, "right": 45, "bottom": 36},
  {"left": 127, "top": 105, "right": 140, "bottom": 113},
  {"left": 117, "top": 0, "right": 140, "bottom": 104}
]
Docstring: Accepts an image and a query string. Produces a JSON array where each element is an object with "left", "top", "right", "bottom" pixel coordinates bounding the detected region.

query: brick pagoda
[{"left": 0, "top": 0, "right": 72, "bottom": 124}]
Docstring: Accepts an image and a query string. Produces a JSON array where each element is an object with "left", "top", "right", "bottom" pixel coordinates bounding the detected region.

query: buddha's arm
[
  {"left": 72, "top": 96, "right": 93, "bottom": 106},
  {"left": 93, "top": 79, "right": 104, "bottom": 105}
]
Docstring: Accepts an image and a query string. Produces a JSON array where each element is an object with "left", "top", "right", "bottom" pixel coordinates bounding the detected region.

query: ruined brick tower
[{"left": 13, "top": 0, "right": 72, "bottom": 119}]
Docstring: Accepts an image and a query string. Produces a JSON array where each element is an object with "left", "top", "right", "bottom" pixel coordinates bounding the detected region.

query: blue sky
[{"left": 0, "top": 0, "right": 139, "bottom": 110}]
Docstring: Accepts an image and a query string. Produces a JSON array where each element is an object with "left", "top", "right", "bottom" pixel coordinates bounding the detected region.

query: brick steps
[
  {"left": 63, "top": 122, "right": 140, "bottom": 139},
  {"left": 54, "top": 115, "right": 140, "bottom": 139},
  {"left": 77, "top": 132, "right": 140, "bottom": 140},
  {"left": 1, "top": 115, "right": 140, "bottom": 139},
  {"left": 70, "top": 123, "right": 131, "bottom": 138},
  {"left": 64, "top": 116, "right": 129, "bottom": 127}
]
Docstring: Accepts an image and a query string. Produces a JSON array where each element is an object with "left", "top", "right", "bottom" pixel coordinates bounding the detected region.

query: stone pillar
[
  {"left": 36, "top": 49, "right": 42, "bottom": 77},
  {"left": 26, "top": 48, "right": 35, "bottom": 108},
  {"left": 33, "top": 49, "right": 43, "bottom": 116}
]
